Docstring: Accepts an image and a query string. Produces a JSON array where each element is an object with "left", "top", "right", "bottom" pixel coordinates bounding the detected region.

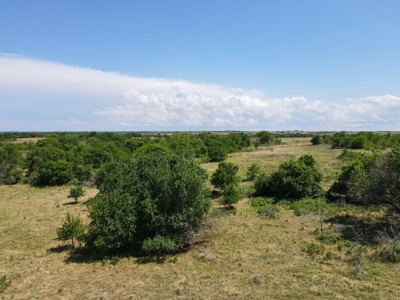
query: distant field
[
  {"left": 1, "top": 139, "right": 399, "bottom": 299},
  {"left": 12, "top": 137, "right": 46, "bottom": 144}
]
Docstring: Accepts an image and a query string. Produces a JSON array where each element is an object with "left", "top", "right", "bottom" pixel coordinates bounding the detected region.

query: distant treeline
[
  {"left": 311, "top": 131, "right": 400, "bottom": 150},
  {"left": 0, "top": 131, "right": 260, "bottom": 186}
]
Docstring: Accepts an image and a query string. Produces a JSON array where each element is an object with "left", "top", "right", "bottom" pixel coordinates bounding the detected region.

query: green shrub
[
  {"left": 68, "top": 186, "right": 85, "bottom": 203},
  {"left": 257, "top": 204, "right": 280, "bottom": 219},
  {"left": 211, "top": 161, "right": 239, "bottom": 191},
  {"left": 251, "top": 197, "right": 274, "bottom": 208},
  {"left": 373, "top": 246, "right": 400, "bottom": 263},
  {"left": 303, "top": 242, "right": 325, "bottom": 256},
  {"left": 0, "top": 275, "right": 11, "bottom": 293},
  {"left": 246, "top": 163, "right": 261, "bottom": 181},
  {"left": 291, "top": 198, "right": 329, "bottom": 216},
  {"left": 254, "top": 155, "right": 324, "bottom": 200},
  {"left": 220, "top": 184, "right": 241, "bottom": 207},
  {"left": 142, "top": 235, "right": 178, "bottom": 253},
  {"left": 87, "top": 153, "right": 211, "bottom": 254},
  {"left": 316, "top": 229, "right": 342, "bottom": 244},
  {"left": 56, "top": 213, "right": 86, "bottom": 248}
]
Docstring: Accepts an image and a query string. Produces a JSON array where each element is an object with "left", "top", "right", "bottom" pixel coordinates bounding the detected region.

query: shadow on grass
[
  {"left": 211, "top": 205, "right": 237, "bottom": 217},
  {"left": 50, "top": 244, "right": 189, "bottom": 266},
  {"left": 48, "top": 244, "right": 72, "bottom": 253},
  {"left": 326, "top": 214, "right": 390, "bottom": 246},
  {"left": 63, "top": 201, "right": 79, "bottom": 206}
]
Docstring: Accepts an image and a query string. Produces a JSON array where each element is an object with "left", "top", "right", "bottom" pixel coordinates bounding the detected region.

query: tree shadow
[
  {"left": 48, "top": 244, "right": 72, "bottom": 253},
  {"left": 63, "top": 201, "right": 78, "bottom": 206},
  {"left": 326, "top": 214, "right": 390, "bottom": 246},
  {"left": 57, "top": 245, "right": 190, "bottom": 265}
]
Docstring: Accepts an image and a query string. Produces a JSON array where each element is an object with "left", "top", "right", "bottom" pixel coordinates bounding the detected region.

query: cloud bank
[{"left": 0, "top": 55, "right": 399, "bottom": 131}]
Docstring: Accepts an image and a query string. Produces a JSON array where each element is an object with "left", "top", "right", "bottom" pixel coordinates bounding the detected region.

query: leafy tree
[
  {"left": 254, "top": 155, "right": 324, "bottom": 200},
  {"left": 56, "top": 213, "right": 86, "bottom": 248},
  {"left": 134, "top": 143, "right": 171, "bottom": 158},
  {"left": 210, "top": 161, "right": 240, "bottom": 191},
  {"left": 166, "top": 132, "right": 196, "bottom": 158},
  {"left": 87, "top": 153, "right": 211, "bottom": 253},
  {"left": 311, "top": 135, "right": 324, "bottom": 145},
  {"left": 246, "top": 163, "right": 261, "bottom": 181},
  {"left": 348, "top": 147, "right": 400, "bottom": 213},
  {"left": 327, "top": 151, "right": 376, "bottom": 201},
  {"left": 220, "top": 183, "right": 241, "bottom": 207},
  {"left": 256, "top": 131, "right": 273, "bottom": 145},
  {"left": 68, "top": 186, "right": 85, "bottom": 203}
]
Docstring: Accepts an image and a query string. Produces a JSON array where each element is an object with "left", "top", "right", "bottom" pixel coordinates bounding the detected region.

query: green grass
[{"left": 1, "top": 139, "right": 399, "bottom": 299}]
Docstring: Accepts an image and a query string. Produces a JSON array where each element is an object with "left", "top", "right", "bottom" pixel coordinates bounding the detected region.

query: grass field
[{"left": 1, "top": 138, "right": 400, "bottom": 299}]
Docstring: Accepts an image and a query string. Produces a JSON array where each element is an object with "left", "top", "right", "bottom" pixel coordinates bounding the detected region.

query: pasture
[{"left": 1, "top": 138, "right": 399, "bottom": 299}]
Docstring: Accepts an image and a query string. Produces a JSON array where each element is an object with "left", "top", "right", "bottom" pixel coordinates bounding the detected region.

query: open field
[{"left": 1, "top": 139, "right": 400, "bottom": 299}]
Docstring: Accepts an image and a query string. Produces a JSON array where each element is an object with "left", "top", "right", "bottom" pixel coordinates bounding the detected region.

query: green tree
[
  {"left": 348, "top": 147, "right": 400, "bottom": 213},
  {"left": 56, "top": 213, "right": 86, "bottom": 248},
  {"left": 68, "top": 186, "right": 85, "bottom": 203},
  {"left": 311, "top": 135, "right": 323, "bottom": 145},
  {"left": 246, "top": 163, "right": 261, "bottom": 181},
  {"left": 254, "top": 155, "right": 324, "bottom": 200},
  {"left": 210, "top": 161, "right": 240, "bottom": 191},
  {"left": 87, "top": 153, "right": 211, "bottom": 253},
  {"left": 220, "top": 183, "right": 241, "bottom": 207},
  {"left": 256, "top": 131, "right": 273, "bottom": 145}
]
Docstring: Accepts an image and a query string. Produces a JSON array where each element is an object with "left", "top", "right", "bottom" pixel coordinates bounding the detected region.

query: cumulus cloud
[{"left": 0, "top": 54, "right": 399, "bottom": 131}]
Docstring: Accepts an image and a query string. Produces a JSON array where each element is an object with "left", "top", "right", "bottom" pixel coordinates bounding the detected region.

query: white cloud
[{"left": 0, "top": 54, "right": 399, "bottom": 131}]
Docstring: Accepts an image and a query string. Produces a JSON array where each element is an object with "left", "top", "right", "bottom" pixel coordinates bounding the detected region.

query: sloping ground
[{"left": 1, "top": 184, "right": 400, "bottom": 299}]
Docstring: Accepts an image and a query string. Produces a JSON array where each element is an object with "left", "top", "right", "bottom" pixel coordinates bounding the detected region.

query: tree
[
  {"left": 87, "top": 153, "right": 211, "bottom": 253},
  {"left": 68, "top": 186, "right": 85, "bottom": 203},
  {"left": 220, "top": 183, "right": 241, "bottom": 207},
  {"left": 246, "top": 163, "right": 261, "bottom": 181},
  {"left": 254, "top": 155, "right": 324, "bottom": 200},
  {"left": 311, "top": 135, "right": 323, "bottom": 145},
  {"left": 56, "top": 213, "right": 86, "bottom": 248},
  {"left": 255, "top": 131, "right": 273, "bottom": 145},
  {"left": 348, "top": 147, "right": 400, "bottom": 213},
  {"left": 210, "top": 161, "right": 240, "bottom": 191}
]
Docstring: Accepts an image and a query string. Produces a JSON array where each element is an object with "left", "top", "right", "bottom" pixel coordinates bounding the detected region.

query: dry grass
[
  {"left": 202, "top": 138, "right": 343, "bottom": 190},
  {"left": 12, "top": 138, "right": 46, "bottom": 144},
  {"left": 1, "top": 139, "right": 400, "bottom": 299}
]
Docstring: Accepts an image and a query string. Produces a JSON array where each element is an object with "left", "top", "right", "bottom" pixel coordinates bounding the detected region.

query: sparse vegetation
[{"left": 1, "top": 135, "right": 400, "bottom": 299}]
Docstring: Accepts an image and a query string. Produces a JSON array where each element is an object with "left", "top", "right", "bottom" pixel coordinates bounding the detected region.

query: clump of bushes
[
  {"left": 254, "top": 155, "right": 324, "bottom": 200},
  {"left": 86, "top": 153, "right": 211, "bottom": 254}
]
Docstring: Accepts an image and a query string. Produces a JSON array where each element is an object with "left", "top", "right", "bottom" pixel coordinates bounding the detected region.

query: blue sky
[{"left": 1, "top": 1, "right": 399, "bottom": 131}]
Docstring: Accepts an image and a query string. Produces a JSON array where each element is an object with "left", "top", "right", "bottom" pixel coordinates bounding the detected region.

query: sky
[{"left": 1, "top": 0, "right": 399, "bottom": 131}]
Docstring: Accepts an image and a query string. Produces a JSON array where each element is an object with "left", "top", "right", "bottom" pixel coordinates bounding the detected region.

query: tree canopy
[{"left": 86, "top": 153, "right": 211, "bottom": 253}]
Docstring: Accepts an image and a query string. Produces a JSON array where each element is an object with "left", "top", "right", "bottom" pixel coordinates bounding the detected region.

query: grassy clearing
[
  {"left": 202, "top": 138, "right": 343, "bottom": 190},
  {"left": 1, "top": 138, "right": 399, "bottom": 299}
]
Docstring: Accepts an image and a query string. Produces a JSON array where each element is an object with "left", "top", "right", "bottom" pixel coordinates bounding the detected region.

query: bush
[
  {"left": 0, "top": 275, "right": 11, "bottom": 293},
  {"left": 251, "top": 197, "right": 274, "bottom": 208},
  {"left": 86, "top": 153, "right": 211, "bottom": 254},
  {"left": 316, "top": 228, "right": 342, "bottom": 244},
  {"left": 210, "top": 161, "right": 239, "bottom": 191},
  {"left": 303, "top": 242, "right": 325, "bottom": 256},
  {"left": 56, "top": 213, "right": 86, "bottom": 248},
  {"left": 68, "top": 186, "right": 85, "bottom": 203},
  {"left": 257, "top": 204, "right": 280, "bottom": 219},
  {"left": 220, "top": 184, "right": 241, "bottom": 207},
  {"left": 246, "top": 163, "right": 261, "bottom": 181},
  {"left": 254, "top": 155, "right": 324, "bottom": 200},
  {"left": 291, "top": 198, "right": 329, "bottom": 216}
]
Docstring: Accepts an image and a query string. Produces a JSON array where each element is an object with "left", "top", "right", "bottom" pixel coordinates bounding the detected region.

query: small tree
[
  {"left": 246, "top": 163, "right": 261, "bottom": 181},
  {"left": 210, "top": 161, "right": 239, "bottom": 191},
  {"left": 56, "top": 213, "right": 86, "bottom": 248},
  {"left": 220, "top": 183, "right": 241, "bottom": 207},
  {"left": 68, "top": 186, "right": 85, "bottom": 203},
  {"left": 255, "top": 131, "right": 273, "bottom": 145},
  {"left": 254, "top": 155, "right": 324, "bottom": 200}
]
